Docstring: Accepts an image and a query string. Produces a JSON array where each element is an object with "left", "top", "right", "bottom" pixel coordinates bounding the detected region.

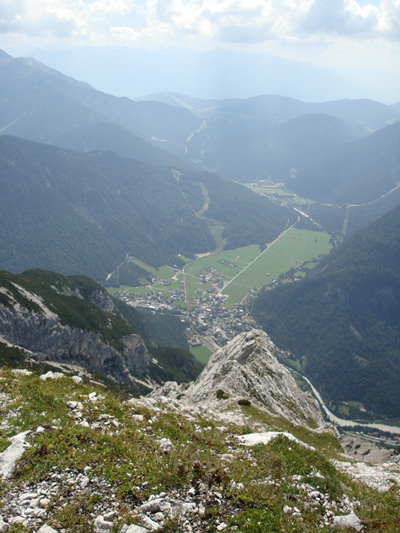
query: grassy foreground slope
[
  {"left": 251, "top": 204, "right": 400, "bottom": 420},
  {"left": 0, "top": 366, "right": 398, "bottom": 532}
]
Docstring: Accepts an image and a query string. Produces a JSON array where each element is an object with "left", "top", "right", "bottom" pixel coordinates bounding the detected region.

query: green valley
[{"left": 112, "top": 225, "right": 332, "bottom": 362}]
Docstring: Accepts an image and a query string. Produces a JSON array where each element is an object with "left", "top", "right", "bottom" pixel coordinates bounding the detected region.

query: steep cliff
[{"left": 0, "top": 270, "right": 154, "bottom": 390}]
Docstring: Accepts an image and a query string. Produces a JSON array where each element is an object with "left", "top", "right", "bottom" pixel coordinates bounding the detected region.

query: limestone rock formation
[
  {"left": 0, "top": 284, "right": 152, "bottom": 389},
  {"left": 148, "top": 329, "right": 323, "bottom": 427}
]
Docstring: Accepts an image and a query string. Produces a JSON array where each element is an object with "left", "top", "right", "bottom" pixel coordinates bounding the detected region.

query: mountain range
[
  {"left": 26, "top": 46, "right": 398, "bottom": 102},
  {"left": 1, "top": 47, "right": 400, "bottom": 428},
  {"left": 1, "top": 49, "right": 399, "bottom": 189},
  {"left": 0, "top": 135, "right": 293, "bottom": 281}
]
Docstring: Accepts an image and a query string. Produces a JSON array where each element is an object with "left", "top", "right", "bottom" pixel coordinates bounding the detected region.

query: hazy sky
[{"left": 1, "top": 0, "right": 399, "bottom": 82}]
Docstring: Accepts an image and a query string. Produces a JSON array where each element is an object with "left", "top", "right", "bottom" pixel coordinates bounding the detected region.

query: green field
[
  {"left": 190, "top": 345, "right": 213, "bottom": 364},
  {"left": 176, "top": 254, "right": 192, "bottom": 263},
  {"left": 185, "top": 245, "right": 261, "bottom": 300},
  {"left": 186, "top": 245, "right": 260, "bottom": 277},
  {"left": 222, "top": 283, "right": 253, "bottom": 308},
  {"left": 244, "top": 185, "right": 314, "bottom": 205},
  {"left": 111, "top": 230, "right": 330, "bottom": 310},
  {"left": 222, "top": 229, "right": 331, "bottom": 306},
  {"left": 129, "top": 257, "right": 176, "bottom": 280}
]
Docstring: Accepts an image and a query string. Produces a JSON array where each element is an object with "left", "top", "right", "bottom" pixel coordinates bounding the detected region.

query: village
[{"left": 115, "top": 267, "right": 258, "bottom": 350}]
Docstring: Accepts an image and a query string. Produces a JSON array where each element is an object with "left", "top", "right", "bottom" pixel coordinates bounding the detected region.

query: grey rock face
[
  {"left": 88, "top": 290, "right": 116, "bottom": 314},
  {"left": 0, "top": 298, "right": 151, "bottom": 388},
  {"left": 149, "top": 330, "right": 323, "bottom": 427}
]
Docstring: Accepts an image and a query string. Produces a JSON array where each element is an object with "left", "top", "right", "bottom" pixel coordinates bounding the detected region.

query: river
[{"left": 300, "top": 374, "right": 400, "bottom": 436}]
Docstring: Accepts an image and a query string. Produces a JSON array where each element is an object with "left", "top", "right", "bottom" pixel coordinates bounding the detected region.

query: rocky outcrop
[
  {"left": 88, "top": 289, "right": 116, "bottom": 314},
  {"left": 0, "top": 290, "right": 152, "bottom": 389},
  {"left": 148, "top": 330, "right": 323, "bottom": 428}
]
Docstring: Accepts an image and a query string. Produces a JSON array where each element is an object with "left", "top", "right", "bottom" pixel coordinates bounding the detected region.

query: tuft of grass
[{"left": 228, "top": 508, "right": 281, "bottom": 533}]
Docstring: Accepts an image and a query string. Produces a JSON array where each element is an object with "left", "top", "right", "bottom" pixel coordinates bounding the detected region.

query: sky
[{"left": 0, "top": 0, "right": 399, "bottom": 100}]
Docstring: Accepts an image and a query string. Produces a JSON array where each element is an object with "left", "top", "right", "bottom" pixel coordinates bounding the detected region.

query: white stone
[
  {"left": 157, "top": 438, "right": 173, "bottom": 451},
  {"left": 140, "top": 500, "right": 162, "bottom": 513},
  {"left": 283, "top": 505, "right": 292, "bottom": 515},
  {"left": 123, "top": 526, "right": 148, "bottom": 533},
  {"left": 0, "top": 431, "right": 31, "bottom": 479},
  {"left": 181, "top": 502, "right": 197, "bottom": 513},
  {"left": 36, "top": 426, "right": 46, "bottom": 434},
  {"left": 29, "top": 497, "right": 40, "bottom": 508},
  {"left": 80, "top": 476, "right": 90, "bottom": 488},
  {"left": 217, "top": 524, "right": 228, "bottom": 531},
  {"left": 11, "top": 369, "right": 32, "bottom": 376},
  {"left": 132, "top": 414, "right": 144, "bottom": 422},
  {"left": 0, "top": 519, "right": 9, "bottom": 533},
  {"left": 40, "top": 371, "right": 64, "bottom": 381},
  {"left": 8, "top": 517, "right": 25, "bottom": 525},
  {"left": 37, "top": 526, "right": 59, "bottom": 533},
  {"left": 94, "top": 515, "right": 113, "bottom": 530},
  {"left": 33, "top": 508, "right": 47, "bottom": 518},
  {"left": 332, "top": 512, "right": 363, "bottom": 531},
  {"left": 237, "top": 432, "right": 314, "bottom": 450},
  {"left": 72, "top": 376, "right": 83, "bottom": 384},
  {"left": 19, "top": 492, "right": 38, "bottom": 502},
  {"left": 103, "top": 511, "right": 117, "bottom": 521},
  {"left": 334, "top": 460, "right": 400, "bottom": 492},
  {"left": 140, "top": 516, "right": 159, "bottom": 531}
]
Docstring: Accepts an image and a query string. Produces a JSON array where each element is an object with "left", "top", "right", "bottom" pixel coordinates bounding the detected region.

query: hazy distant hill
[
  {"left": 0, "top": 51, "right": 201, "bottom": 156},
  {"left": 2, "top": 49, "right": 399, "bottom": 191},
  {"left": 29, "top": 46, "right": 391, "bottom": 102},
  {"left": 53, "top": 122, "right": 185, "bottom": 168},
  {"left": 251, "top": 204, "right": 400, "bottom": 419},
  {"left": 147, "top": 92, "right": 399, "bottom": 135},
  {"left": 0, "top": 136, "right": 292, "bottom": 281},
  {"left": 292, "top": 121, "right": 400, "bottom": 205},
  {"left": 185, "top": 113, "right": 358, "bottom": 182},
  {"left": 2, "top": 50, "right": 399, "bottom": 187},
  {"left": 149, "top": 93, "right": 399, "bottom": 182}
]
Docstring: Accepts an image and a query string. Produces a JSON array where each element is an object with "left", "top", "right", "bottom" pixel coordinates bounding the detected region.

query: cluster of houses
[{"left": 115, "top": 267, "right": 257, "bottom": 348}]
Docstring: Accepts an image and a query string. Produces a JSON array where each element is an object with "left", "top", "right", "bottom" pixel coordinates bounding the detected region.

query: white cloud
[{"left": 1, "top": 0, "right": 400, "bottom": 47}]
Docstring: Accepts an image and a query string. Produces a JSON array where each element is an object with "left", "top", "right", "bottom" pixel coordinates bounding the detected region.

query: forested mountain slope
[
  {"left": 292, "top": 121, "right": 400, "bottom": 205},
  {"left": 0, "top": 136, "right": 293, "bottom": 281},
  {"left": 251, "top": 204, "right": 400, "bottom": 420}
]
